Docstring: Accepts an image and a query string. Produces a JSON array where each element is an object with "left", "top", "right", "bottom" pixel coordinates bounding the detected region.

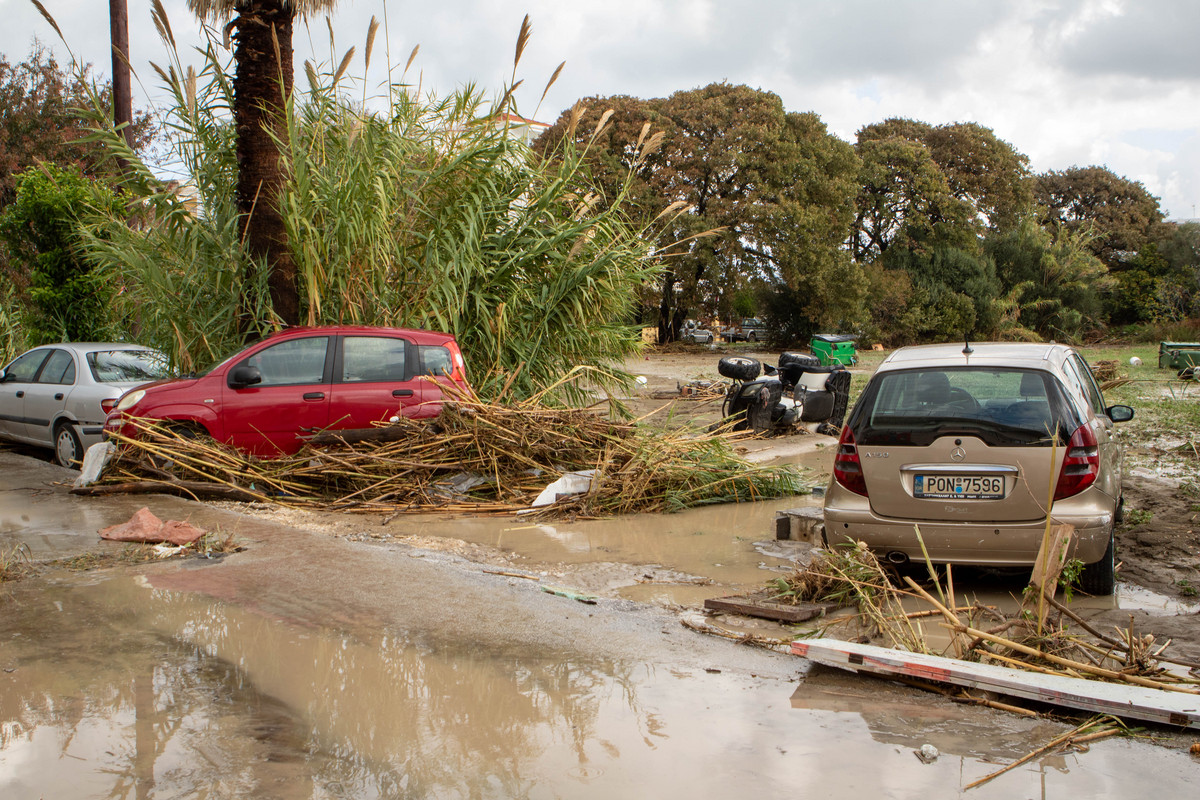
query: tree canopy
[
  {"left": 537, "top": 83, "right": 860, "bottom": 340},
  {"left": 1036, "top": 165, "right": 1165, "bottom": 268},
  {"left": 0, "top": 45, "right": 155, "bottom": 209}
]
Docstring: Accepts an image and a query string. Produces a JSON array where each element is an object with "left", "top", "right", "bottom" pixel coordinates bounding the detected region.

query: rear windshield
[
  {"left": 851, "top": 367, "right": 1079, "bottom": 447},
  {"left": 87, "top": 350, "right": 172, "bottom": 383}
]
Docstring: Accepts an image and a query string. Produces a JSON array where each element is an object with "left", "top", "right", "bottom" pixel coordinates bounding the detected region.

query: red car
[{"left": 106, "top": 326, "right": 468, "bottom": 457}]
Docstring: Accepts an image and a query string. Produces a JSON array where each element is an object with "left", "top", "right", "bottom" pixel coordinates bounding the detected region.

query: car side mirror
[
  {"left": 1106, "top": 404, "right": 1134, "bottom": 423},
  {"left": 228, "top": 364, "right": 262, "bottom": 389}
]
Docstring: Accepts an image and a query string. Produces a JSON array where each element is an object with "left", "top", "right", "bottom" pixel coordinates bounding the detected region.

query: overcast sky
[{"left": 6, "top": 0, "right": 1200, "bottom": 219}]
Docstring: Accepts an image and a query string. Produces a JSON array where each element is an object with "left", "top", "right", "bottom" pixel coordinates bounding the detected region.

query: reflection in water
[
  {"left": 0, "top": 575, "right": 665, "bottom": 799},
  {"left": 2, "top": 570, "right": 1195, "bottom": 798}
]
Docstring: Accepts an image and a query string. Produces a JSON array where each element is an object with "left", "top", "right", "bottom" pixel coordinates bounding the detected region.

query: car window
[
  {"left": 341, "top": 336, "right": 408, "bottom": 382},
  {"left": 858, "top": 367, "right": 1069, "bottom": 445},
  {"left": 247, "top": 337, "right": 329, "bottom": 386},
  {"left": 2, "top": 350, "right": 50, "bottom": 382},
  {"left": 37, "top": 349, "right": 75, "bottom": 385},
  {"left": 1065, "top": 357, "right": 1099, "bottom": 419},
  {"left": 87, "top": 350, "right": 172, "bottom": 383},
  {"left": 1064, "top": 354, "right": 1106, "bottom": 416},
  {"left": 419, "top": 345, "right": 453, "bottom": 377}
]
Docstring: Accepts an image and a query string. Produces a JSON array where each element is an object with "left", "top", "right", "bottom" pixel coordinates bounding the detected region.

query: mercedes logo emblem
[{"left": 950, "top": 447, "right": 966, "bottom": 462}]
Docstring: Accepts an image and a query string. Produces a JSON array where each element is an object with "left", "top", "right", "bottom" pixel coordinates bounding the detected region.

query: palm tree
[{"left": 187, "top": 1, "right": 337, "bottom": 329}]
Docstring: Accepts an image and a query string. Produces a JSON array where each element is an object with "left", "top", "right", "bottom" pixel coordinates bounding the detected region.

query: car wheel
[
  {"left": 54, "top": 422, "right": 83, "bottom": 469},
  {"left": 718, "top": 356, "right": 761, "bottom": 381},
  {"left": 1078, "top": 527, "right": 1115, "bottom": 596},
  {"left": 747, "top": 332, "right": 757, "bottom": 342}
]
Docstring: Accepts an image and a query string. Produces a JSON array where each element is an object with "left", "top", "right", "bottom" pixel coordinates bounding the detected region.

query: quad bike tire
[
  {"left": 778, "top": 351, "right": 820, "bottom": 369},
  {"left": 718, "top": 356, "right": 761, "bottom": 381}
]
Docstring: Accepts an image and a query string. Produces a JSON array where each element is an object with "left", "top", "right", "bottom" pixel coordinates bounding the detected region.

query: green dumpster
[
  {"left": 810, "top": 334, "right": 857, "bottom": 366},
  {"left": 1158, "top": 341, "right": 1200, "bottom": 369}
]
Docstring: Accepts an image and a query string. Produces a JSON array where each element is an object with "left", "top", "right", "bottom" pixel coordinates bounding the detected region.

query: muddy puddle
[
  {"left": 385, "top": 495, "right": 821, "bottom": 607},
  {"left": 1, "top": 571, "right": 1194, "bottom": 799},
  {"left": 2, "top": 452, "right": 1198, "bottom": 797}
]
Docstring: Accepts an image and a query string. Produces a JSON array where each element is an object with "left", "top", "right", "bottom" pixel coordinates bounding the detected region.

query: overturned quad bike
[{"left": 717, "top": 352, "right": 851, "bottom": 436}]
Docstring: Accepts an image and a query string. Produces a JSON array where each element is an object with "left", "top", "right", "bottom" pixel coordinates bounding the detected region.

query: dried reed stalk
[{"left": 89, "top": 399, "right": 802, "bottom": 519}]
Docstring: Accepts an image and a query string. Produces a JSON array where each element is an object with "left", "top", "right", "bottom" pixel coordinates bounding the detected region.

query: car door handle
[
  {"left": 392, "top": 389, "right": 414, "bottom": 397},
  {"left": 302, "top": 392, "right": 325, "bottom": 400},
  {"left": 15, "top": 391, "right": 23, "bottom": 398},
  {"left": 55, "top": 393, "right": 64, "bottom": 400}
]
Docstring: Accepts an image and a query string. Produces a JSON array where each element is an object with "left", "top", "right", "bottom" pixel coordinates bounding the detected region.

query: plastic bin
[
  {"left": 810, "top": 334, "right": 857, "bottom": 366},
  {"left": 1158, "top": 341, "right": 1200, "bottom": 369}
]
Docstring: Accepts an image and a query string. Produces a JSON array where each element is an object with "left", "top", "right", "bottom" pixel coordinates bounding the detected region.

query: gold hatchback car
[{"left": 823, "top": 342, "right": 1135, "bottom": 594}]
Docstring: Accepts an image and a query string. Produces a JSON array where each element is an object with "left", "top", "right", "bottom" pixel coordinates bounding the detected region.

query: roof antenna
[{"left": 963, "top": 338, "right": 973, "bottom": 355}]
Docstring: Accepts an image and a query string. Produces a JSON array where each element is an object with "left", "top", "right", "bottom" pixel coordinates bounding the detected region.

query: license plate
[{"left": 914, "top": 474, "right": 1005, "bottom": 500}]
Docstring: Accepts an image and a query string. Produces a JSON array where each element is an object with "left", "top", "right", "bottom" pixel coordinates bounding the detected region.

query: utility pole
[{"left": 109, "top": 0, "right": 133, "bottom": 153}]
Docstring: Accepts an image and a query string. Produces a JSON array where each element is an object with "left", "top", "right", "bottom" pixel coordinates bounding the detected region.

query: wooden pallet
[
  {"left": 792, "top": 638, "right": 1200, "bottom": 730},
  {"left": 704, "top": 594, "right": 839, "bottom": 623}
]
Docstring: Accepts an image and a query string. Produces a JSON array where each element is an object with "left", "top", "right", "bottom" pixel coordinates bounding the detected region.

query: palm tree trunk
[
  {"left": 109, "top": 0, "right": 133, "bottom": 153},
  {"left": 233, "top": 0, "right": 299, "bottom": 328}
]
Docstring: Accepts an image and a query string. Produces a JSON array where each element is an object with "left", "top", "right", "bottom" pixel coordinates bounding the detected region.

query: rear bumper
[{"left": 822, "top": 481, "right": 1115, "bottom": 566}]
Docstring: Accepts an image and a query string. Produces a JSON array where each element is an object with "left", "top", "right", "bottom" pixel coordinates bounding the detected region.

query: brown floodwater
[
  {"left": 2, "top": 568, "right": 1195, "bottom": 800},
  {"left": 1, "top": 451, "right": 1197, "bottom": 798}
]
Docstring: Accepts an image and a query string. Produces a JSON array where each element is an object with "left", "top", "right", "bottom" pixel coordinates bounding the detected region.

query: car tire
[
  {"left": 779, "top": 352, "right": 820, "bottom": 369},
  {"left": 54, "top": 421, "right": 83, "bottom": 469},
  {"left": 718, "top": 356, "right": 761, "bottom": 381},
  {"left": 1078, "top": 527, "right": 1115, "bottom": 596},
  {"left": 747, "top": 332, "right": 757, "bottom": 343},
  {"left": 164, "top": 422, "right": 212, "bottom": 443}
]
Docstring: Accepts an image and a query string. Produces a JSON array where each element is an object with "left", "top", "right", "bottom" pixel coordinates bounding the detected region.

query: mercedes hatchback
[
  {"left": 105, "top": 326, "right": 468, "bottom": 458},
  {"left": 823, "top": 342, "right": 1134, "bottom": 594}
]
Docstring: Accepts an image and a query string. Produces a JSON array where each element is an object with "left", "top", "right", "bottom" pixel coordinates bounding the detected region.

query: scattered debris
[
  {"left": 792, "top": 639, "right": 1199, "bottom": 730},
  {"left": 530, "top": 470, "right": 596, "bottom": 508},
  {"left": 675, "top": 379, "right": 729, "bottom": 400},
  {"left": 703, "top": 594, "right": 839, "bottom": 623},
  {"left": 765, "top": 532, "right": 1200, "bottom": 729},
  {"left": 965, "top": 717, "right": 1126, "bottom": 789},
  {"left": 99, "top": 507, "right": 205, "bottom": 546},
  {"left": 0, "top": 543, "right": 33, "bottom": 583},
  {"left": 73, "top": 441, "right": 115, "bottom": 488},
  {"left": 540, "top": 585, "right": 598, "bottom": 604},
  {"left": 915, "top": 744, "right": 939, "bottom": 764},
  {"left": 679, "top": 614, "right": 791, "bottom": 652},
  {"left": 1090, "top": 359, "right": 1124, "bottom": 383},
  {"left": 79, "top": 396, "right": 803, "bottom": 518}
]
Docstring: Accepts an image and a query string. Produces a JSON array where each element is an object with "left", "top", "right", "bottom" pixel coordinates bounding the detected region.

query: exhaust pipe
[{"left": 886, "top": 551, "right": 910, "bottom": 565}]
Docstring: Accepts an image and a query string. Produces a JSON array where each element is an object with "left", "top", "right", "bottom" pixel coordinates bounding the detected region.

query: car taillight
[
  {"left": 101, "top": 398, "right": 118, "bottom": 414},
  {"left": 1054, "top": 422, "right": 1099, "bottom": 500},
  {"left": 833, "top": 426, "right": 868, "bottom": 497}
]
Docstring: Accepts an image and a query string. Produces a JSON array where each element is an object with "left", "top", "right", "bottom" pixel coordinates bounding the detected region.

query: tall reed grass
[{"left": 70, "top": 10, "right": 668, "bottom": 402}]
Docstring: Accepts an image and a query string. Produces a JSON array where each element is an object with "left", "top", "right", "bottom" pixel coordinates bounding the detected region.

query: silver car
[
  {"left": 823, "top": 342, "right": 1134, "bottom": 594},
  {"left": 0, "top": 343, "right": 171, "bottom": 467}
]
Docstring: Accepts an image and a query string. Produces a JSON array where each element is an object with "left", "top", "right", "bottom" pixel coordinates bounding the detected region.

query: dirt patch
[{"left": 1116, "top": 471, "right": 1200, "bottom": 601}]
